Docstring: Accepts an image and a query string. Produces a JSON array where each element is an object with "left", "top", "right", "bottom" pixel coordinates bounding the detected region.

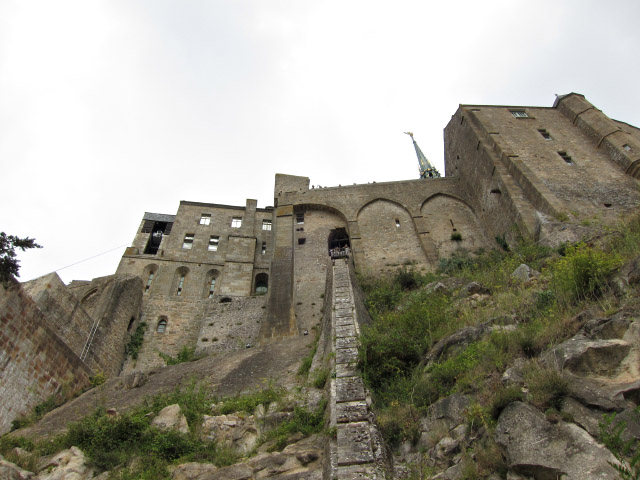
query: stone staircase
[{"left": 329, "top": 260, "right": 385, "bottom": 479}]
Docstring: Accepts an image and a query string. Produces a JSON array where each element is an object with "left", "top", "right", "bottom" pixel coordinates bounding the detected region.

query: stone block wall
[{"left": 0, "top": 282, "right": 92, "bottom": 435}]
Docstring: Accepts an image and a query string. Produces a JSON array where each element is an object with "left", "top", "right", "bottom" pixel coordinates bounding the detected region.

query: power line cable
[{"left": 44, "top": 242, "right": 132, "bottom": 276}]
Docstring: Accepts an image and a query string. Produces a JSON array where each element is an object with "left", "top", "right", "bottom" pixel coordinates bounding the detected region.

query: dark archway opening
[
  {"left": 328, "top": 228, "right": 350, "bottom": 252},
  {"left": 254, "top": 273, "right": 268, "bottom": 295}
]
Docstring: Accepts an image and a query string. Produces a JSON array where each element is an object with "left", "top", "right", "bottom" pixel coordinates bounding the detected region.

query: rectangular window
[
  {"left": 510, "top": 110, "right": 529, "bottom": 118},
  {"left": 208, "top": 235, "right": 219, "bottom": 251},
  {"left": 261, "top": 241, "right": 267, "bottom": 255},
  {"left": 208, "top": 278, "right": 216, "bottom": 298},
  {"left": 231, "top": 217, "right": 242, "bottom": 228},
  {"left": 558, "top": 151, "right": 574, "bottom": 165},
  {"left": 538, "top": 129, "right": 552, "bottom": 140},
  {"left": 182, "top": 234, "right": 194, "bottom": 249},
  {"left": 176, "top": 275, "right": 185, "bottom": 296},
  {"left": 262, "top": 219, "right": 272, "bottom": 231},
  {"left": 296, "top": 213, "right": 304, "bottom": 224},
  {"left": 623, "top": 144, "right": 632, "bottom": 152},
  {"left": 200, "top": 214, "right": 211, "bottom": 225}
]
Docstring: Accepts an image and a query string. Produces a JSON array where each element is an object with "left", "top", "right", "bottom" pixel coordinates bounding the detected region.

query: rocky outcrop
[
  {"left": 201, "top": 414, "right": 258, "bottom": 454},
  {"left": 495, "top": 402, "right": 620, "bottom": 479},
  {"left": 151, "top": 404, "right": 190, "bottom": 434}
]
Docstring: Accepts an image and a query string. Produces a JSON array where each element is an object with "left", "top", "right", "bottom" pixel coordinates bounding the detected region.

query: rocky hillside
[
  {"left": 2, "top": 215, "right": 640, "bottom": 480},
  {"left": 357, "top": 215, "right": 640, "bottom": 479}
]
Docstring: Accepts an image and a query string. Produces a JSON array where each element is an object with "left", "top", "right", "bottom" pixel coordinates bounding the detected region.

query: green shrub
[
  {"left": 125, "top": 322, "right": 147, "bottom": 359},
  {"left": 10, "top": 394, "right": 64, "bottom": 431},
  {"left": 451, "top": 232, "right": 462, "bottom": 242},
  {"left": 158, "top": 346, "right": 198, "bottom": 366},
  {"left": 261, "top": 400, "right": 326, "bottom": 451},
  {"left": 90, "top": 371, "right": 106, "bottom": 388},
  {"left": 217, "top": 386, "right": 284, "bottom": 415},
  {"left": 550, "top": 243, "right": 620, "bottom": 302},
  {"left": 600, "top": 408, "right": 640, "bottom": 480},
  {"left": 311, "top": 367, "right": 329, "bottom": 389}
]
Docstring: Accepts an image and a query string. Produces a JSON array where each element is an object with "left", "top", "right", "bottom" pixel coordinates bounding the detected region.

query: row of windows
[
  {"left": 198, "top": 213, "right": 272, "bottom": 231},
  {"left": 181, "top": 234, "right": 267, "bottom": 254},
  {"left": 144, "top": 268, "right": 268, "bottom": 297}
]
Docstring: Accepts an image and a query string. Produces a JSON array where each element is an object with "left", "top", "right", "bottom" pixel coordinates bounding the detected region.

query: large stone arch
[
  {"left": 356, "top": 198, "right": 427, "bottom": 273},
  {"left": 421, "top": 193, "right": 491, "bottom": 258}
]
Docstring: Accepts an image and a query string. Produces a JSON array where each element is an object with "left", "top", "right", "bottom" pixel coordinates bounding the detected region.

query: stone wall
[
  {"left": 0, "top": 282, "right": 92, "bottom": 435},
  {"left": 23, "top": 274, "right": 143, "bottom": 377}
]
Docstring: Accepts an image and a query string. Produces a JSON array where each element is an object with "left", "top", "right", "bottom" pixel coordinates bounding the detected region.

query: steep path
[{"left": 329, "top": 260, "right": 385, "bottom": 479}]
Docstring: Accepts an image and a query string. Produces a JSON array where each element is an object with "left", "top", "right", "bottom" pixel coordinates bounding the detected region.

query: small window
[
  {"left": 538, "top": 129, "right": 552, "bottom": 140},
  {"left": 182, "top": 234, "right": 194, "bottom": 249},
  {"left": 623, "top": 144, "right": 632, "bottom": 152},
  {"left": 261, "top": 241, "right": 267, "bottom": 255},
  {"left": 395, "top": 219, "right": 400, "bottom": 228},
  {"left": 298, "top": 238, "right": 306, "bottom": 245},
  {"left": 208, "top": 278, "right": 216, "bottom": 298},
  {"left": 558, "top": 151, "right": 574, "bottom": 165},
  {"left": 296, "top": 213, "right": 304, "bottom": 224},
  {"left": 208, "top": 235, "right": 219, "bottom": 252},
  {"left": 157, "top": 319, "right": 167, "bottom": 333},
  {"left": 231, "top": 217, "right": 242, "bottom": 228},
  {"left": 511, "top": 110, "right": 528, "bottom": 118},
  {"left": 176, "top": 275, "right": 185, "bottom": 296},
  {"left": 145, "top": 272, "right": 154, "bottom": 293},
  {"left": 199, "top": 214, "right": 211, "bottom": 225},
  {"left": 262, "top": 219, "right": 272, "bottom": 231}
]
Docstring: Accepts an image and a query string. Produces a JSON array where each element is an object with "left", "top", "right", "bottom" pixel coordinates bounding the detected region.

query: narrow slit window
[
  {"left": 145, "top": 272, "right": 154, "bottom": 292},
  {"left": 296, "top": 213, "right": 304, "bottom": 224},
  {"left": 199, "top": 214, "right": 211, "bottom": 225},
  {"left": 182, "top": 234, "right": 194, "bottom": 249},
  {"left": 558, "top": 151, "right": 574, "bottom": 165},
  {"left": 261, "top": 241, "right": 267, "bottom": 255},
  {"left": 176, "top": 275, "right": 185, "bottom": 296},
  {"left": 208, "top": 235, "right": 219, "bottom": 251},
  {"left": 208, "top": 278, "right": 216, "bottom": 298},
  {"left": 538, "top": 129, "right": 553, "bottom": 140},
  {"left": 262, "top": 219, "right": 272, "bottom": 231},
  {"left": 231, "top": 217, "right": 242, "bottom": 228},
  {"left": 395, "top": 219, "right": 400, "bottom": 227},
  {"left": 510, "top": 110, "right": 529, "bottom": 118}
]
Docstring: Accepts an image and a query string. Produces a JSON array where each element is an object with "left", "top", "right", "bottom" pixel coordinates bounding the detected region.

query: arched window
[
  {"left": 255, "top": 273, "right": 268, "bottom": 295},
  {"left": 142, "top": 264, "right": 158, "bottom": 293},
  {"left": 173, "top": 266, "right": 189, "bottom": 296},
  {"left": 203, "top": 269, "right": 221, "bottom": 299},
  {"left": 157, "top": 318, "right": 167, "bottom": 333}
]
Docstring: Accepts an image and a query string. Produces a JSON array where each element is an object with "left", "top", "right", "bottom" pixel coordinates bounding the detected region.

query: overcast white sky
[{"left": 2, "top": 0, "right": 639, "bottom": 284}]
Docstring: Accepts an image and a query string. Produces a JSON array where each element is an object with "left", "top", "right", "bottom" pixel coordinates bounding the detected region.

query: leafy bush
[
  {"left": 489, "top": 385, "right": 523, "bottom": 419},
  {"left": 125, "top": 322, "right": 147, "bottom": 359},
  {"left": 451, "top": 232, "right": 462, "bottom": 242},
  {"left": 550, "top": 243, "right": 620, "bottom": 302}
]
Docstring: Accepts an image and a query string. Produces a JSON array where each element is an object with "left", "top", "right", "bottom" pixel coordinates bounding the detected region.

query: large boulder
[
  {"left": 201, "top": 414, "right": 258, "bottom": 454},
  {"left": 495, "top": 402, "right": 620, "bottom": 479},
  {"left": 152, "top": 404, "right": 189, "bottom": 434},
  {"left": 37, "top": 447, "right": 94, "bottom": 480},
  {"left": 0, "top": 455, "right": 35, "bottom": 480}
]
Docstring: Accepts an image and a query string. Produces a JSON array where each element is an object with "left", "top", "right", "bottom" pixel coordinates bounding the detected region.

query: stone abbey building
[{"left": 2, "top": 92, "right": 640, "bottom": 433}]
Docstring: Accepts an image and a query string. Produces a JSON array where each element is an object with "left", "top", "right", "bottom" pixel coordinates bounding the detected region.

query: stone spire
[{"left": 404, "top": 132, "right": 441, "bottom": 179}]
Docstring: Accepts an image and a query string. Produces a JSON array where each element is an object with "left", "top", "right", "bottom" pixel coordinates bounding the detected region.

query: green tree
[{"left": 0, "top": 232, "right": 42, "bottom": 284}]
